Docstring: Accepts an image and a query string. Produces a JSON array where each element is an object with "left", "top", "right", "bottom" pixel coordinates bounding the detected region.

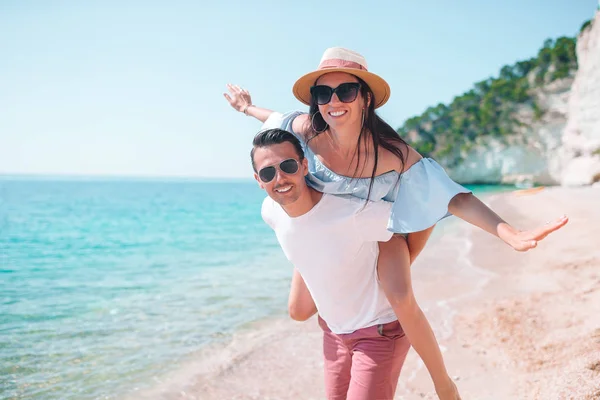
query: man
[{"left": 251, "top": 128, "right": 413, "bottom": 400}]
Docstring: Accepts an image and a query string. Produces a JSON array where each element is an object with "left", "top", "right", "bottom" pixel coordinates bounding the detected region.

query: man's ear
[
  {"left": 301, "top": 158, "right": 309, "bottom": 176},
  {"left": 254, "top": 172, "right": 264, "bottom": 189}
]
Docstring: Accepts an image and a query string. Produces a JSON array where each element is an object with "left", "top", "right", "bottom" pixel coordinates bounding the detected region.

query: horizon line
[{"left": 0, "top": 172, "right": 256, "bottom": 182}]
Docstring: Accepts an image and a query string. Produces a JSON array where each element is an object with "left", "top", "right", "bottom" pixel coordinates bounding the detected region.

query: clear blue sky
[{"left": 1, "top": 0, "right": 597, "bottom": 178}]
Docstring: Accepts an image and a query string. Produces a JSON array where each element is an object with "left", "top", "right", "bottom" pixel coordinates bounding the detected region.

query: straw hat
[{"left": 292, "top": 47, "right": 391, "bottom": 109}]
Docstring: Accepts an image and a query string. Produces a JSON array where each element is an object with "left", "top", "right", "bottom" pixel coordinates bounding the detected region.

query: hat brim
[{"left": 292, "top": 68, "right": 391, "bottom": 109}]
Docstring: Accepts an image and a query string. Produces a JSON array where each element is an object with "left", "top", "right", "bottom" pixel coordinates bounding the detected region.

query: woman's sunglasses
[
  {"left": 258, "top": 159, "right": 300, "bottom": 183},
  {"left": 310, "top": 82, "right": 361, "bottom": 105}
]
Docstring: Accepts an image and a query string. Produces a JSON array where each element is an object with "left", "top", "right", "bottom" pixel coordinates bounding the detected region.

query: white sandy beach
[{"left": 137, "top": 186, "right": 600, "bottom": 400}]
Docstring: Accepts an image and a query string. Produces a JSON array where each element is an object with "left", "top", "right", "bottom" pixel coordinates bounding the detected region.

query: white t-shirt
[{"left": 262, "top": 193, "right": 398, "bottom": 334}]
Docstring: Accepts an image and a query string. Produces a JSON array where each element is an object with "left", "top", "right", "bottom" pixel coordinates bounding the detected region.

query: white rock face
[
  {"left": 446, "top": 78, "right": 573, "bottom": 185},
  {"left": 447, "top": 11, "right": 600, "bottom": 186},
  {"left": 557, "top": 11, "right": 600, "bottom": 186}
]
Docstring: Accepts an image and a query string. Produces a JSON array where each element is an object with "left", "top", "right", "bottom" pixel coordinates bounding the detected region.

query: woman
[{"left": 225, "top": 47, "right": 567, "bottom": 399}]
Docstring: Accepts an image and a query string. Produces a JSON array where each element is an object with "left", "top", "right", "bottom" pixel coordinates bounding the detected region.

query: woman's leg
[
  {"left": 404, "top": 227, "right": 435, "bottom": 264},
  {"left": 377, "top": 236, "right": 461, "bottom": 400}
]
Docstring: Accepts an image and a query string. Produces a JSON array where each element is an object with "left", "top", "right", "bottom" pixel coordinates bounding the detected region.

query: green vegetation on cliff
[
  {"left": 398, "top": 34, "right": 579, "bottom": 162},
  {"left": 580, "top": 19, "right": 593, "bottom": 33}
]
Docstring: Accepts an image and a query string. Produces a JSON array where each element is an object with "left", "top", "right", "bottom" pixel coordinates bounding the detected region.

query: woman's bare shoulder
[
  {"left": 402, "top": 145, "right": 423, "bottom": 172},
  {"left": 380, "top": 142, "right": 422, "bottom": 173}
]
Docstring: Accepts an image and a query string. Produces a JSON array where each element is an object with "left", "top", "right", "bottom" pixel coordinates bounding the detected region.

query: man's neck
[{"left": 282, "top": 187, "right": 323, "bottom": 218}]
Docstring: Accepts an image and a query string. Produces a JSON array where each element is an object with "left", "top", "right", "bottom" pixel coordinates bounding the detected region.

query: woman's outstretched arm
[
  {"left": 448, "top": 193, "right": 568, "bottom": 251},
  {"left": 394, "top": 144, "right": 568, "bottom": 252},
  {"left": 224, "top": 84, "right": 311, "bottom": 135}
]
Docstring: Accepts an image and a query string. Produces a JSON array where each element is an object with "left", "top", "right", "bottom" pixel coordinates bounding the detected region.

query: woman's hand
[
  {"left": 223, "top": 83, "right": 252, "bottom": 113},
  {"left": 498, "top": 215, "right": 569, "bottom": 251},
  {"left": 223, "top": 84, "right": 274, "bottom": 123}
]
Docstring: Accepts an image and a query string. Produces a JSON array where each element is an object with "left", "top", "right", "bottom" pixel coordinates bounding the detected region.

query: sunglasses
[
  {"left": 258, "top": 159, "right": 300, "bottom": 183},
  {"left": 310, "top": 82, "right": 361, "bottom": 105}
]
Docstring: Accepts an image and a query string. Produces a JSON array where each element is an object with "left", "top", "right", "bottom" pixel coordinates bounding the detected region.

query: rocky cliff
[
  {"left": 555, "top": 11, "right": 600, "bottom": 186},
  {"left": 446, "top": 77, "right": 573, "bottom": 185},
  {"left": 400, "top": 11, "right": 600, "bottom": 186}
]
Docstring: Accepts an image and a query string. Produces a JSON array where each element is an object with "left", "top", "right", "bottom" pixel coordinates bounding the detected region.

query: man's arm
[{"left": 288, "top": 268, "right": 317, "bottom": 321}]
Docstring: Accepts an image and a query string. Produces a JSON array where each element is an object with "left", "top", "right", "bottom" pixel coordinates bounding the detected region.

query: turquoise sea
[{"left": 0, "top": 177, "right": 513, "bottom": 399}]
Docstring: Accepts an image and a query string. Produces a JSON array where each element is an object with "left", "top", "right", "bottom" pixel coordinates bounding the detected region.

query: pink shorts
[{"left": 318, "top": 316, "right": 411, "bottom": 400}]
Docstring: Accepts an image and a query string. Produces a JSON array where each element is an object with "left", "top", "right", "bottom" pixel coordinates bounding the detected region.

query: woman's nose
[{"left": 329, "top": 92, "right": 342, "bottom": 105}]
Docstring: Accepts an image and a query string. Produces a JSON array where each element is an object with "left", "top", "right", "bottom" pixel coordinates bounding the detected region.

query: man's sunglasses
[
  {"left": 309, "top": 82, "right": 361, "bottom": 105},
  {"left": 258, "top": 159, "right": 300, "bottom": 183}
]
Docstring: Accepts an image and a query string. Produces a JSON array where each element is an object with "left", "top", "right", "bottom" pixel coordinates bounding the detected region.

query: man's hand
[
  {"left": 223, "top": 83, "right": 252, "bottom": 113},
  {"left": 498, "top": 215, "right": 569, "bottom": 251}
]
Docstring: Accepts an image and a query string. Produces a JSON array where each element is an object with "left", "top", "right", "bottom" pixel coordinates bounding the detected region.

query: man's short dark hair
[{"left": 250, "top": 128, "right": 305, "bottom": 172}]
